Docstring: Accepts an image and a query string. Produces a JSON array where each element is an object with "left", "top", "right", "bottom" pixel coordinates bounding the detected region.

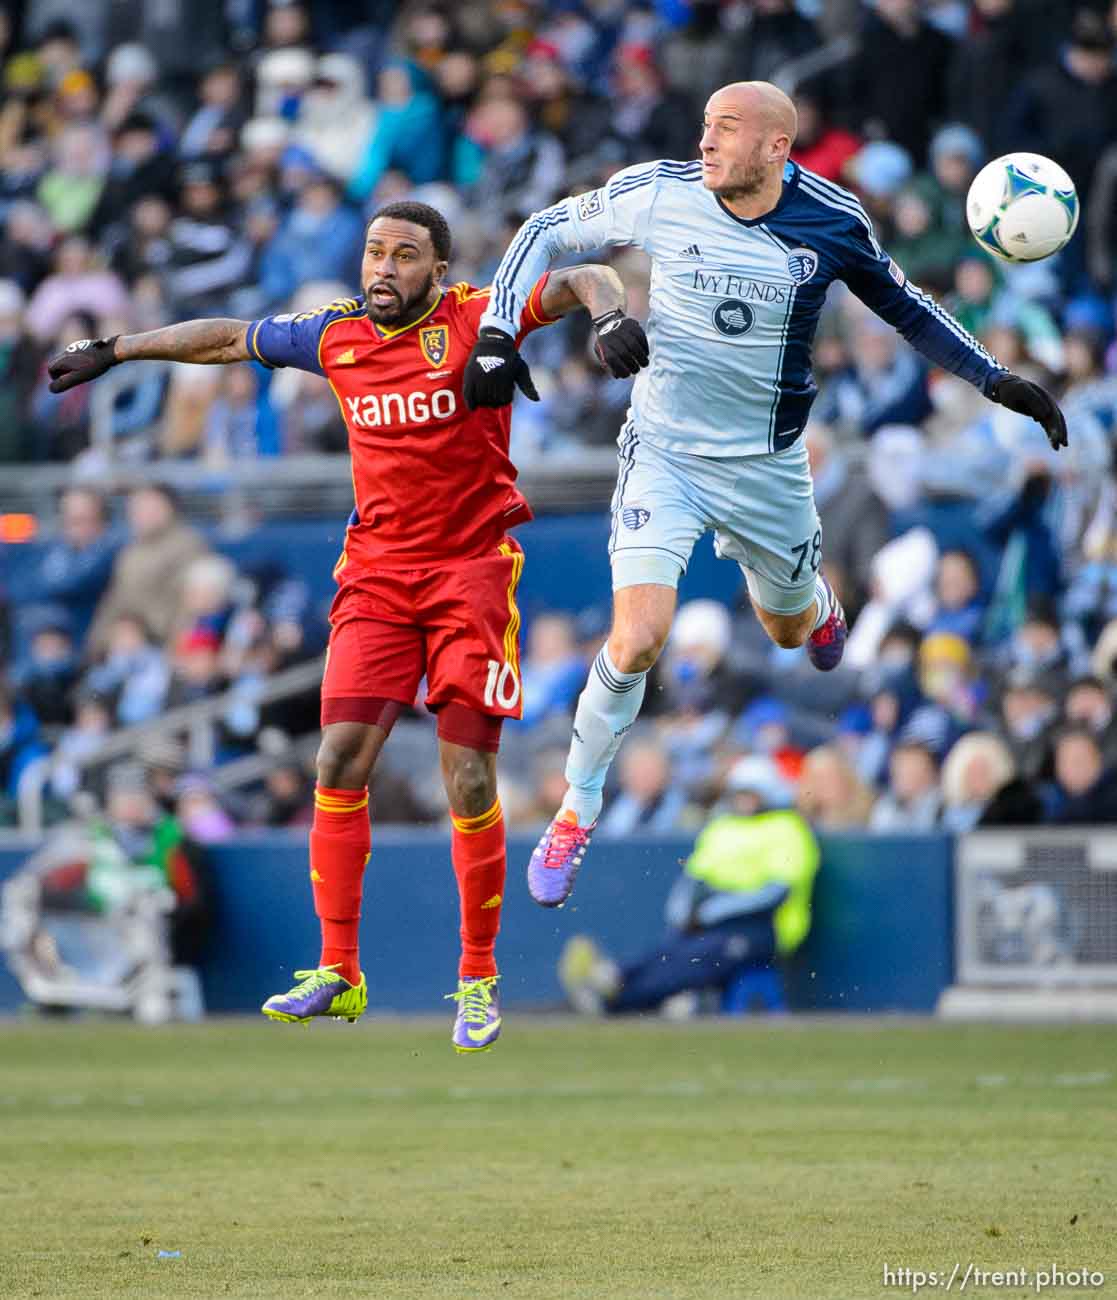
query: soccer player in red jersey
[{"left": 47, "top": 201, "right": 643, "bottom": 1052}]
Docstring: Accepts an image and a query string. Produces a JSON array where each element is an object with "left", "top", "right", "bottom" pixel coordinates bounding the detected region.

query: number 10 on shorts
[{"left": 484, "top": 659, "right": 521, "bottom": 710}]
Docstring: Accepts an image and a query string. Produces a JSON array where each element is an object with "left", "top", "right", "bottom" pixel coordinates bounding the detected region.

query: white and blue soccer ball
[{"left": 965, "top": 152, "right": 1079, "bottom": 263}]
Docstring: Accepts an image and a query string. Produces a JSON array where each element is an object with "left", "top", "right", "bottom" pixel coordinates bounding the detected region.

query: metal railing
[
  {"left": 0, "top": 449, "right": 623, "bottom": 521},
  {"left": 16, "top": 655, "right": 325, "bottom": 835},
  {"left": 771, "top": 34, "right": 859, "bottom": 97}
]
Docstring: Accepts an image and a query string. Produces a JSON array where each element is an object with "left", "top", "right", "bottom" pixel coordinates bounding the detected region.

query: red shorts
[{"left": 321, "top": 539, "right": 525, "bottom": 734}]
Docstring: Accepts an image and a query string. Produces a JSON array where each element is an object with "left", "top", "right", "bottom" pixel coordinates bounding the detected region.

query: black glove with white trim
[
  {"left": 463, "top": 328, "right": 539, "bottom": 408},
  {"left": 47, "top": 336, "right": 120, "bottom": 393},
  {"left": 591, "top": 309, "right": 649, "bottom": 378},
  {"left": 990, "top": 372, "right": 1067, "bottom": 450}
]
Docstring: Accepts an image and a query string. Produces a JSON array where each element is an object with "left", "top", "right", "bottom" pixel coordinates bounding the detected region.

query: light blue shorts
[{"left": 608, "top": 426, "right": 822, "bottom": 615}]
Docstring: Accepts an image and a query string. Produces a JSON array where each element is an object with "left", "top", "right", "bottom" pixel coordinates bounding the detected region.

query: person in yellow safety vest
[{"left": 559, "top": 755, "right": 820, "bottom": 1014}]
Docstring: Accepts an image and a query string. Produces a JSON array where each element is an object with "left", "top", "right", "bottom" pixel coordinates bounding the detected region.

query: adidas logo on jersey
[
  {"left": 679, "top": 244, "right": 702, "bottom": 260},
  {"left": 478, "top": 356, "right": 505, "bottom": 373}
]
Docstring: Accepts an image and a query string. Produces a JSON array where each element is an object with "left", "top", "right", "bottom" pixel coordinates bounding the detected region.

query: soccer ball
[{"left": 965, "top": 152, "right": 1079, "bottom": 263}]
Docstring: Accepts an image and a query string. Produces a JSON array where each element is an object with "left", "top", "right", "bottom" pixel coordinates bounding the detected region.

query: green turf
[{"left": 0, "top": 1019, "right": 1114, "bottom": 1300}]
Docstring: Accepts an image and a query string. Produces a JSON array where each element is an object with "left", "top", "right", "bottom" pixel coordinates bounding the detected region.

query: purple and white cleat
[
  {"left": 806, "top": 578, "right": 847, "bottom": 672},
  {"left": 447, "top": 976, "right": 502, "bottom": 1053},
  {"left": 527, "top": 809, "right": 594, "bottom": 908}
]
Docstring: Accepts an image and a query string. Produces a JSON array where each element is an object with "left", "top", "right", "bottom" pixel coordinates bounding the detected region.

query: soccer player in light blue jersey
[{"left": 463, "top": 81, "right": 1068, "bottom": 909}]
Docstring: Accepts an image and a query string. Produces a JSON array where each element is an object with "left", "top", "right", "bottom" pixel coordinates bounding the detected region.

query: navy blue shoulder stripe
[{"left": 609, "top": 160, "right": 702, "bottom": 199}]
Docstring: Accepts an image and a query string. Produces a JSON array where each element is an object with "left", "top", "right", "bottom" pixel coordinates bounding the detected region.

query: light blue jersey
[{"left": 481, "top": 159, "right": 1005, "bottom": 458}]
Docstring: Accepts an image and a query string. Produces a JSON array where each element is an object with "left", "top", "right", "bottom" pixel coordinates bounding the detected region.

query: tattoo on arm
[
  {"left": 540, "top": 265, "right": 627, "bottom": 319},
  {"left": 114, "top": 319, "right": 252, "bottom": 365}
]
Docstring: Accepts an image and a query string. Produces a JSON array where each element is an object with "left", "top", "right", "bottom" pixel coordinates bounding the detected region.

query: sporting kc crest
[
  {"left": 786, "top": 247, "right": 819, "bottom": 285},
  {"left": 419, "top": 324, "right": 449, "bottom": 367}
]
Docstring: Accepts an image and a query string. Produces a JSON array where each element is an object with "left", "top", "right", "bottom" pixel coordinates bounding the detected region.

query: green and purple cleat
[
  {"left": 261, "top": 966, "right": 367, "bottom": 1025},
  {"left": 447, "top": 976, "right": 502, "bottom": 1053}
]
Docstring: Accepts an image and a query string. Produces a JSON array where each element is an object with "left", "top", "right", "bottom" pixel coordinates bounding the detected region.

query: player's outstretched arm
[
  {"left": 541, "top": 265, "right": 649, "bottom": 379},
  {"left": 840, "top": 223, "right": 1068, "bottom": 451},
  {"left": 47, "top": 319, "right": 252, "bottom": 393}
]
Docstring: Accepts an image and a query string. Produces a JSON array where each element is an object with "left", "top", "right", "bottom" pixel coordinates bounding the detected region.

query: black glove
[
  {"left": 47, "top": 336, "right": 120, "bottom": 394},
  {"left": 463, "top": 328, "right": 539, "bottom": 409},
  {"left": 990, "top": 372, "right": 1068, "bottom": 450},
  {"left": 591, "top": 308, "right": 649, "bottom": 379}
]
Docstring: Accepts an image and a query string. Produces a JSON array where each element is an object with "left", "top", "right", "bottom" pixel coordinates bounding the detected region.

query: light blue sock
[
  {"left": 561, "top": 645, "right": 647, "bottom": 827},
  {"left": 811, "top": 574, "right": 834, "bottom": 631}
]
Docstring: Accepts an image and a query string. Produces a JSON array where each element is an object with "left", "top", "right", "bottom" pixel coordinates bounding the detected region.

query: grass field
[{"left": 0, "top": 1018, "right": 1114, "bottom": 1300}]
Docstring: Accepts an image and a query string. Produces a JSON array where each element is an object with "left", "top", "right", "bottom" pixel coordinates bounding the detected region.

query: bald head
[
  {"left": 700, "top": 81, "right": 798, "bottom": 206},
  {"left": 711, "top": 81, "right": 798, "bottom": 143}
]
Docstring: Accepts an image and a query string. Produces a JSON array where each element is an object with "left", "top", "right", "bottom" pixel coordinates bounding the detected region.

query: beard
[
  {"left": 711, "top": 145, "right": 768, "bottom": 200},
  {"left": 365, "top": 272, "right": 434, "bottom": 326}
]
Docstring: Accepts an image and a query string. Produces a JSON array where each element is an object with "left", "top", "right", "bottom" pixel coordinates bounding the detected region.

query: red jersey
[{"left": 248, "top": 276, "right": 556, "bottom": 573}]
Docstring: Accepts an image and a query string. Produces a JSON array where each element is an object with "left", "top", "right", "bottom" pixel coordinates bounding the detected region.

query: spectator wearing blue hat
[{"left": 848, "top": 139, "right": 913, "bottom": 234}]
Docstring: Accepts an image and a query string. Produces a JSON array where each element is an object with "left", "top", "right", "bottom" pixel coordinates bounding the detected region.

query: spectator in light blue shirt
[
  {"left": 258, "top": 171, "right": 364, "bottom": 306},
  {"left": 598, "top": 733, "right": 688, "bottom": 836}
]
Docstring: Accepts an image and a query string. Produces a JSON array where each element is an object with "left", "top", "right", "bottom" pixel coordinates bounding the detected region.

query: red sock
[
  {"left": 450, "top": 798, "right": 506, "bottom": 979},
  {"left": 310, "top": 785, "right": 370, "bottom": 987}
]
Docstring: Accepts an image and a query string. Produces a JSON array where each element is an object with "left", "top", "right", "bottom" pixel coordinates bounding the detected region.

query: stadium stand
[{"left": 2, "top": 0, "right": 1117, "bottom": 844}]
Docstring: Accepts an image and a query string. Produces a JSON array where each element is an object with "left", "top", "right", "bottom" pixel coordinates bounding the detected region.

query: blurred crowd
[
  {"left": 0, "top": 1, "right": 1116, "bottom": 461},
  {"left": 1, "top": 481, "right": 328, "bottom": 831},
  {"left": 4, "top": 0, "right": 1117, "bottom": 837},
  {"left": 497, "top": 558, "right": 1117, "bottom": 834}
]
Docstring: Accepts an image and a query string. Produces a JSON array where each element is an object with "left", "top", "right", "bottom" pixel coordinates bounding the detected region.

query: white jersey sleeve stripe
[
  {"left": 798, "top": 171, "right": 873, "bottom": 229},
  {"left": 902, "top": 279, "right": 998, "bottom": 365}
]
